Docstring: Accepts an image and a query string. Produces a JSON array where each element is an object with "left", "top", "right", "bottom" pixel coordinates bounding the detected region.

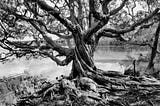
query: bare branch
[
  {"left": 126, "top": 0, "right": 136, "bottom": 20},
  {"left": 46, "top": 29, "right": 72, "bottom": 39},
  {"left": 0, "top": 52, "right": 14, "bottom": 62},
  {"left": 84, "top": 16, "right": 109, "bottom": 42},
  {"left": 6, "top": 40, "right": 38, "bottom": 49},
  {"left": 0, "top": 20, "right": 7, "bottom": 33},
  {"left": 157, "top": 50, "right": 160, "bottom": 54},
  {"left": 29, "top": 21, "right": 73, "bottom": 57},
  {"left": 28, "top": 0, "right": 77, "bottom": 33},
  {"left": 21, "top": 15, "right": 73, "bottom": 39},
  {"left": 84, "top": 0, "right": 115, "bottom": 42},
  {"left": 41, "top": 51, "right": 72, "bottom": 66},
  {"left": 0, "top": 20, "right": 11, "bottom": 39},
  {"left": 134, "top": 22, "right": 155, "bottom": 35},
  {"left": 104, "top": 8, "right": 159, "bottom": 34},
  {"left": 110, "top": 0, "right": 128, "bottom": 16},
  {"left": 97, "top": 31, "right": 126, "bottom": 42},
  {"left": 101, "top": 0, "right": 112, "bottom": 15},
  {"left": 0, "top": 8, "right": 74, "bottom": 61},
  {"left": 125, "top": 41, "right": 152, "bottom": 47},
  {"left": 0, "top": 41, "right": 13, "bottom": 51}
]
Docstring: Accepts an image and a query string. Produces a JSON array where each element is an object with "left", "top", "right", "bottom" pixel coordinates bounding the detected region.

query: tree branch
[
  {"left": 101, "top": 0, "right": 112, "bottom": 15},
  {"left": 41, "top": 51, "right": 72, "bottom": 66},
  {"left": 125, "top": 41, "right": 152, "bottom": 47},
  {"left": 6, "top": 40, "right": 38, "bottom": 49},
  {"left": 89, "top": 0, "right": 109, "bottom": 21},
  {"left": 1, "top": 8, "right": 74, "bottom": 61},
  {"left": 26, "top": 17, "right": 73, "bottom": 39},
  {"left": 157, "top": 50, "right": 160, "bottom": 54},
  {"left": 84, "top": 16, "right": 109, "bottom": 41},
  {"left": 134, "top": 21, "right": 155, "bottom": 35},
  {"left": 85, "top": 0, "right": 125, "bottom": 43},
  {"left": 104, "top": 8, "right": 160, "bottom": 34},
  {"left": 46, "top": 29, "right": 72, "bottom": 39},
  {"left": 0, "top": 52, "right": 14, "bottom": 62},
  {"left": 29, "top": 21, "right": 73, "bottom": 56},
  {"left": 0, "top": 41, "right": 13, "bottom": 51},
  {"left": 27, "top": 0, "right": 77, "bottom": 33},
  {"left": 16, "top": 10, "right": 73, "bottom": 39},
  {"left": 97, "top": 31, "right": 127, "bottom": 42},
  {"left": 110, "top": 0, "right": 128, "bottom": 16}
]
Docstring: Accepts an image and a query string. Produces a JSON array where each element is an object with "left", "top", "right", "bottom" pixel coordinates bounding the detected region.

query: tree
[
  {"left": 146, "top": 21, "right": 160, "bottom": 74},
  {"left": 0, "top": 0, "right": 160, "bottom": 85}
]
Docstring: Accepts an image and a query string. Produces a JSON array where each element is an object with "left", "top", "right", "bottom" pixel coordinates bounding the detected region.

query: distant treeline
[
  {"left": 97, "top": 38, "right": 149, "bottom": 51},
  {"left": 98, "top": 38, "right": 124, "bottom": 46}
]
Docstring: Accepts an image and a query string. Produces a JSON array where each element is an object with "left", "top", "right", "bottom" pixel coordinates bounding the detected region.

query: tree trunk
[
  {"left": 146, "top": 22, "right": 160, "bottom": 74},
  {"left": 69, "top": 43, "right": 96, "bottom": 79},
  {"left": 68, "top": 30, "right": 97, "bottom": 79}
]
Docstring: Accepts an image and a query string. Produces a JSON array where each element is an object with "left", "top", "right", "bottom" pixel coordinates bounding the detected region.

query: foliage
[{"left": 0, "top": 1, "right": 160, "bottom": 105}]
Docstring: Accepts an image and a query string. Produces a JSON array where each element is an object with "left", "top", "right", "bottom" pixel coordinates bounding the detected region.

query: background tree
[{"left": 0, "top": 0, "right": 160, "bottom": 85}]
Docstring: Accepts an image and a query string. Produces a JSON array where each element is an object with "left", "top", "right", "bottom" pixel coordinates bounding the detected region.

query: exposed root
[
  {"left": 16, "top": 72, "right": 160, "bottom": 106},
  {"left": 42, "top": 84, "right": 58, "bottom": 99}
]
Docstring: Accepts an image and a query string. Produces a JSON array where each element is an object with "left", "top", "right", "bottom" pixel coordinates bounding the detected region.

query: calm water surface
[
  {"left": 0, "top": 46, "right": 149, "bottom": 79},
  {"left": 94, "top": 46, "right": 149, "bottom": 62}
]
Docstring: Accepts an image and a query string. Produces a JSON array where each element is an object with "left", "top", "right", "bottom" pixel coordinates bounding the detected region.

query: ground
[{"left": 0, "top": 64, "right": 160, "bottom": 106}]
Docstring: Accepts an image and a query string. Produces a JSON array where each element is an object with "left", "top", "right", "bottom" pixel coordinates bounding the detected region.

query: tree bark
[
  {"left": 68, "top": 29, "right": 97, "bottom": 79},
  {"left": 69, "top": 43, "right": 96, "bottom": 78},
  {"left": 146, "top": 22, "right": 160, "bottom": 73}
]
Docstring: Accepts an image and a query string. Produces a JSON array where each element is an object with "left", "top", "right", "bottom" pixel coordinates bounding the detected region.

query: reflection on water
[
  {"left": 94, "top": 46, "right": 149, "bottom": 61},
  {"left": 0, "top": 45, "right": 149, "bottom": 79},
  {"left": 0, "top": 58, "right": 71, "bottom": 80},
  {"left": 97, "top": 46, "right": 126, "bottom": 52},
  {"left": 96, "top": 45, "right": 149, "bottom": 52}
]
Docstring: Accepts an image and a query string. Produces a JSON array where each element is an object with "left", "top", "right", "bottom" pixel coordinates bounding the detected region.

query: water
[
  {"left": 0, "top": 45, "right": 149, "bottom": 80},
  {"left": 94, "top": 46, "right": 149, "bottom": 62}
]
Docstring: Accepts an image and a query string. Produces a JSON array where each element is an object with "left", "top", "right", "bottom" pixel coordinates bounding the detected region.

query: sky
[{"left": 116, "top": 0, "right": 148, "bottom": 15}]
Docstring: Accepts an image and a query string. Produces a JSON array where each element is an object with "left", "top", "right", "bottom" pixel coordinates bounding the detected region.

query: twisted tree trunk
[
  {"left": 69, "top": 32, "right": 96, "bottom": 79},
  {"left": 146, "top": 22, "right": 160, "bottom": 74}
]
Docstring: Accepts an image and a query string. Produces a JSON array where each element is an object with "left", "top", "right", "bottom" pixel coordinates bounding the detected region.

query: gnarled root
[{"left": 17, "top": 72, "right": 160, "bottom": 106}]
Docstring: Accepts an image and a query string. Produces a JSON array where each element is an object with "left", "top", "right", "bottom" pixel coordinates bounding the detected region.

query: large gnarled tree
[{"left": 0, "top": 0, "right": 160, "bottom": 84}]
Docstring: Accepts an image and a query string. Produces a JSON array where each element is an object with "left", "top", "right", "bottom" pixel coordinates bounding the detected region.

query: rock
[
  {"left": 79, "top": 77, "right": 97, "bottom": 92},
  {"left": 61, "top": 79, "right": 76, "bottom": 89}
]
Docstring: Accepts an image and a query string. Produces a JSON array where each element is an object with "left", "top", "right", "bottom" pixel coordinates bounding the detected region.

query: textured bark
[
  {"left": 69, "top": 33, "right": 96, "bottom": 79},
  {"left": 147, "top": 22, "right": 160, "bottom": 73}
]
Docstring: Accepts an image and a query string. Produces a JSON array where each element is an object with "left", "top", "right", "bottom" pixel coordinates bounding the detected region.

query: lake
[
  {"left": 94, "top": 46, "right": 149, "bottom": 62},
  {"left": 0, "top": 45, "right": 149, "bottom": 80}
]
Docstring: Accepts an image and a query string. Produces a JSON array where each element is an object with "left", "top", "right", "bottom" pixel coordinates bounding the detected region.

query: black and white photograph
[{"left": 0, "top": 0, "right": 160, "bottom": 105}]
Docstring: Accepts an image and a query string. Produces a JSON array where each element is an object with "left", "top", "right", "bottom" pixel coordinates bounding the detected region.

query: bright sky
[{"left": 116, "top": 0, "right": 148, "bottom": 15}]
